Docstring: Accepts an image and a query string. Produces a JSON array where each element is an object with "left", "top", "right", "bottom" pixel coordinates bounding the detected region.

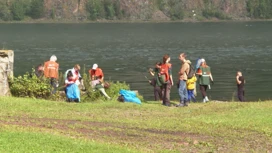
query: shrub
[
  {"left": 29, "top": 0, "right": 44, "bottom": 19},
  {"left": 11, "top": 0, "right": 27, "bottom": 21},
  {"left": 81, "top": 81, "right": 130, "bottom": 102},
  {"left": 104, "top": 0, "right": 115, "bottom": 20},
  {"left": 0, "top": 2, "right": 12, "bottom": 21},
  {"left": 9, "top": 71, "right": 52, "bottom": 98},
  {"left": 86, "top": 0, "right": 105, "bottom": 20},
  {"left": 202, "top": 9, "right": 230, "bottom": 20},
  {"left": 247, "top": 0, "right": 272, "bottom": 19}
]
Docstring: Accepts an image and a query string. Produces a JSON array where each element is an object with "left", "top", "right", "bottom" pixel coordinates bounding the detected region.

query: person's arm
[
  {"left": 149, "top": 68, "right": 155, "bottom": 76},
  {"left": 209, "top": 73, "right": 213, "bottom": 82},
  {"left": 168, "top": 65, "right": 174, "bottom": 86},
  {"left": 65, "top": 79, "right": 74, "bottom": 85},
  {"left": 55, "top": 63, "right": 59, "bottom": 79},
  {"left": 179, "top": 65, "right": 186, "bottom": 75},
  {"left": 196, "top": 68, "right": 202, "bottom": 75},
  {"left": 100, "top": 76, "right": 104, "bottom": 82}
]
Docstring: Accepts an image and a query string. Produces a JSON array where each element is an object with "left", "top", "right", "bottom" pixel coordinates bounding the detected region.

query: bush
[
  {"left": 104, "top": 0, "right": 115, "bottom": 20},
  {"left": 29, "top": 0, "right": 44, "bottom": 19},
  {"left": 9, "top": 71, "right": 51, "bottom": 98},
  {"left": 11, "top": 0, "right": 27, "bottom": 21},
  {"left": 81, "top": 81, "right": 130, "bottom": 102},
  {"left": 0, "top": 2, "right": 12, "bottom": 21},
  {"left": 86, "top": 0, "right": 105, "bottom": 20},
  {"left": 202, "top": 9, "right": 230, "bottom": 20},
  {"left": 247, "top": 0, "right": 272, "bottom": 19}
]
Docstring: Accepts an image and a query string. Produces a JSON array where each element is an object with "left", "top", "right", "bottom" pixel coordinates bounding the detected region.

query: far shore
[{"left": 1, "top": 18, "right": 272, "bottom": 24}]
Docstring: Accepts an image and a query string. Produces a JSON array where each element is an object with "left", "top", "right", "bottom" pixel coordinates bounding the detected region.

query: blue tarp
[
  {"left": 119, "top": 89, "right": 141, "bottom": 104},
  {"left": 66, "top": 83, "right": 80, "bottom": 101}
]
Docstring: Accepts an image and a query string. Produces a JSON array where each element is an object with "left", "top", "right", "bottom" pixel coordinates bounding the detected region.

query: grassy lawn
[{"left": 0, "top": 97, "right": 272, "bottom": 152}]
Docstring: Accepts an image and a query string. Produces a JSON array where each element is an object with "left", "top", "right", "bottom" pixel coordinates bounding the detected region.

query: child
[
  {"left": 236, "top": 71, "right": 245, "bottom": 102},
  {"left": 187, "top": 74, "right": 197, "bottom": 102},
  {"left": 148, "top": 62, "right": 162, "bottom": 101},
  {"left": 65, "top": 71, "right": 80, "bottom": 102}
]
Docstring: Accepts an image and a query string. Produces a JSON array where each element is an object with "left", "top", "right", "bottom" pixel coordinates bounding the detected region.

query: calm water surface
[{"left": 0, "top": 22, "right": 271, "bottom": 101}]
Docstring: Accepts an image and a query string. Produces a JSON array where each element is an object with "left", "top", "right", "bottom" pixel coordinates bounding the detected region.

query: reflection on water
[{"left": 0, "top": 22, "right": 272, "bottom": 101}]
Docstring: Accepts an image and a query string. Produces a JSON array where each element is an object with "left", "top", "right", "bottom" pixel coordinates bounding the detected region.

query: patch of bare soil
[
  {"left": 152, "top": 11, "right": 170, "bottom": 21},
  {"left": 0, "top": 116, "right": 271, "bottom": 152}
]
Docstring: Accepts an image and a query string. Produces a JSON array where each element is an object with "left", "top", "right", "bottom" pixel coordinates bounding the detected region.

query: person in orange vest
[{"left": 43, "top": 55, "right": 59, "bottom": 94}]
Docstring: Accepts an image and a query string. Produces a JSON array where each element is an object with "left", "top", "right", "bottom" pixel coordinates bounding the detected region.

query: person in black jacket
[{"left": 236, "top": 71, "right": 245, "bottom": 102}]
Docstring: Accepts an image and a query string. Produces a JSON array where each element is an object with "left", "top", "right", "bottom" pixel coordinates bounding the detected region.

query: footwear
[
  {"left": 176, "top": 103, "right": 185, "bottom": 107},
  {"left": 205, "top": 96, "right": 209, "bottom": 102},
  {"left": 203, "top": 98, "right": 206, "bottom": 103},
  {"left": 163, "top": 103, "right": 171, "bottom": 107},
  {"left": 184, "top": 102, "right": 189, "bottom": 107}
]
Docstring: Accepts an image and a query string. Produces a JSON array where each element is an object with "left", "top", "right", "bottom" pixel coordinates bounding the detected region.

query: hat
[
  {"left": 92, "top": 63, "right": 98, "bottom": 70},
  {"left": 186, "top": 60, "right": 191, "bottom": 64},
  {"left": 200, "top": 58, "right": 205, "bottom": 63}
]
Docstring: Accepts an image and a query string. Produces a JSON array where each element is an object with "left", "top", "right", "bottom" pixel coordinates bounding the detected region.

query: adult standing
[
  {"left": 196, "top": 59, "right": 214, "bottom": 103},
  {"left": 161, "top": 54, "right": 173, "bottom": 106},
  {"left": 44, "top": 55, "right": 59, "bottom": 94},
  {"left": 176, "top": 53, "right": 190, "bottom": 107},
  {"left": 236, "top": 71, "right": 245, "bottom": 102}
]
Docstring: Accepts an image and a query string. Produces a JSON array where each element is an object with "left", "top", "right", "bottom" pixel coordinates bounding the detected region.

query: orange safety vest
[{"left": 44, "top": 61, "right": 59, "bottom": 79}]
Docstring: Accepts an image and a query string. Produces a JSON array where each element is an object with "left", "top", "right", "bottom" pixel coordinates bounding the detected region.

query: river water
[{"left": 0, "top": 22, "right": 271, "bottom": 101}]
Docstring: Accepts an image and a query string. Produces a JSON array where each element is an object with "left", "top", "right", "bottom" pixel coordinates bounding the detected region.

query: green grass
[{"left": 0, "top": 97, "right": 272, "bottom": 152}]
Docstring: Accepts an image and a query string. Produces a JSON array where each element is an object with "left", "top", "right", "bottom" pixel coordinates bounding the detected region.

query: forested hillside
[{"left": 0, "top": 0, "right": 272, "bottom": 21}]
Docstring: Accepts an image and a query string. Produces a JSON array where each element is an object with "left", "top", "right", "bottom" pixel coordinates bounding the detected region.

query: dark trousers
[
  {"left": 187, "top": 89, "right": 196, "bottom": 102},
  {"left": 162, "top": 81, "right": 171, "bottom": 105},
  {"left": 238, "top": 90, "right": 245, "bottom": 102},
  {"left": 50, "top": 78, "right": 58, "bottom": 94},
  {"left": 154, "top": 86, "right": 162, "bottom": 101},
  {"left": 200, "top": 85, "right": 208, "bottom": 98}
]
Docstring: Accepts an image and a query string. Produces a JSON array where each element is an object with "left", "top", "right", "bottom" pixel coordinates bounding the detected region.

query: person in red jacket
[
  {"left": 44, "top": 55, "right": 59, "bottom": 94},
  {"left": 161, "top": 54, "right": 173, "bottom": 107}
]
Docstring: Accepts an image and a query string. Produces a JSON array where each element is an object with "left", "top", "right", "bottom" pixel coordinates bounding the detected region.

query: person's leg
[
  {"left": 161, "top": 84, "right": 166, "bottom": 105},
  {"left": 50, "top": 78, "right": 57, "bottom": 94},
  {"left": 199, "top": 85, "right": 206, "bottom": 98},
  {"left": 99, "top": 88, "right": 111, "bottom": 99},
  {"left": 188, "top": 90, "right": 196, "bottom": 102},
  {"left": 164, "top": 81, "right": 171, "bottom": 106},
  {"left": 154, "top": 86, "right": 160, "bottom": 101},
  {"left": 238, "top": 90, "right": 243, "bottom": 102},
  {"left": 187, "top": 90, "right": 191, "bottom": 102},
  {"left": 177, "top": 80, "right": 186, "bottom": 107},
  {"left": 204, "top": 85, "right": 209, "bottom": 102},
  {"left": 190, "top": 89, "right": 197, "bottom": 102},
  {"left": 183, "top": 86, "right": 188, "bottom": 106}
]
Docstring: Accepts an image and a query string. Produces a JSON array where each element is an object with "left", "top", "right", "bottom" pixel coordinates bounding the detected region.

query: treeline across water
[{"left": 0, "top": 0, "right": 272, "bottom": 22}]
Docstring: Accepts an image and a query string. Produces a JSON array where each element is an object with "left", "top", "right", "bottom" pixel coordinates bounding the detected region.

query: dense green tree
[
  {"left": 86, "top": 0, "right": 105, "bottom": 20},
  {"left": 29, "top": 0, "right": 44, "bottom": 19},
  {"left": 11, "top": 0, "right": 27, "bottom": 21},
  {"left": 0, "top": 2, "right": 12, "bottom": 21}
]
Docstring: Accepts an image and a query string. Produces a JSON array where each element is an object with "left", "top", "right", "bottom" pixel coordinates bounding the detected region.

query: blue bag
[{"left": 119, "top": 89, "right": 141, "bottom": 104}]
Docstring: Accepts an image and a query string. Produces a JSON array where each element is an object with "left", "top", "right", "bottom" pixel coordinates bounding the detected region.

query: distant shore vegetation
[{"left": 0, "top": 0, "right": 272, "bottom": 22}]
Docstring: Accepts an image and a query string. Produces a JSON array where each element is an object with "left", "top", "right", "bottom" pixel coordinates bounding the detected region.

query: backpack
[
  {"left": 186, "top": 64, "right": 195, "bottom": 79},
  {"left": 158, "top": 64, "right": 169, "bottom": 84}
]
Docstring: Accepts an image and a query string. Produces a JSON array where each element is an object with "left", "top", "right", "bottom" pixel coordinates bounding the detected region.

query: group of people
[
  {"left": 35, "top": 55, "right": 111, "bottom": 102},
  {"left": 148, "top": 53, "right": 245, "bottom": 107}
]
